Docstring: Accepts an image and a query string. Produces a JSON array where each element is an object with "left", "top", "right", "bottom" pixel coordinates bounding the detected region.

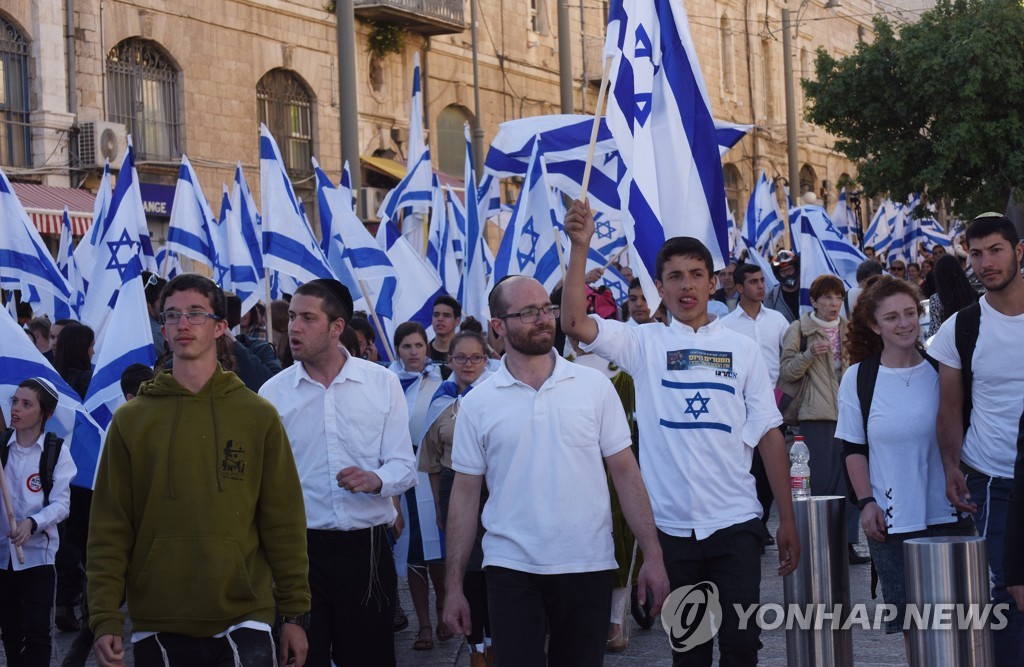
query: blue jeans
[{"left": 965, "top": 472, "right": 1024, "bottom": 665}]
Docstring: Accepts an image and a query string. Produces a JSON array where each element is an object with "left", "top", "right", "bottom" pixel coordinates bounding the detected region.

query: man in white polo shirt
[
  {"left": 562, "top": 200, "right": 799, "bottom": 667},
  {"left": 443, "top": 275, "right": 669, "bottom": 666}
]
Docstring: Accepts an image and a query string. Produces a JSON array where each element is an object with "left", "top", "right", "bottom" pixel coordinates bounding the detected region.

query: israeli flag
[
  {"left": 743, "top": 171, "right": 786, "bottom": 257},
  {"left": 0, "top": 308, "right": 104, "bottom": 488},
  {"left": 863, "top": 199, "right": 896, "bottom": 256},
  {"left": 916, "top": 215, "right": 952, "bottom": 257},
  {"left": 259, "top": 124, "right": 336, "bottom": 285},
  {"left": 316, "top": 160, "right": 399, "bottom": 360},
  {"left": 793, "top": 205, "right": 866, "bottom": 313},
  {"left": 426, "top": 177, "right": 462, "bottom": 296},
  {"left": 605, "top": 0, "right": 730, "bottom": 312},
  {"left": 459, "top": 125, "right": 490, "bottom": 322},
  {"left": 493, "top": 138, "right": 564, "bottom": 294},
  {"left": 225, "top": 165, "right": 266, "bottom": 315},
  {"left": 736, "top": 234, "right": 779, "bottom": 292},
  {"left": 586, "top": 249, "right": 631, "bottom": 304},
  {"left": 72, "top": 162, "right": 112, "bottom": 297},
  {"left": 714, "top": 120, "right": 753, "bottom": 156},
  {"left": 477, "top": 172, "right": 502, "bottom": 224},
  {"left": 167, "top": 155, "right": 227, "bottom": 283},
  {"left": 155, "top": 245, "right": 182, "bottom": 280},
  {"left": 0, "top": 168, "right": 73, "bottom": 308},
  {"left": 79, "top": 140, "right": 152, "bottom": 346},
  {"left": 590, "top": 210, "right": 628, "bottom": 260},
  {"left": 830, "top": 187, "right": 859, "bottom": 245}
]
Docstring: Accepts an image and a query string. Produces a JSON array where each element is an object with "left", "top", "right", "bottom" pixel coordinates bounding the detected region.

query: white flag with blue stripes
[
  {"left": 743, "top": 171, "right": 786, "bottom": 257},
  {"left": 260, "top": 124, "right": 336, "bottom": 285},
  {"left": 459, "top": 125, "right": 490, "bottom": 322},
  {"left": 0, "top": 168, "right": 72, "bottom": 307},
  {"left": 493, "top": 138, "right": 564, "bottom": 293},
  {"left": 0, "top": 308, "right": 104, "bottom": 488},
  {"left": 155, "top": 245, "right": 182, "bottom": 280},
  {"left": 167, "top": 155, "right": 226, "bottom": 282},
  {"left": 225, "top": 164, "right": 266, "bottom": 315},
  {"left": 830, "top": 187, "right": 859, "bottom": 245},
  {"left": 605, "top": 0, "right": 731, "bottom": 308},
  {"left": 793, "top": 205, "right": 866, "bottom": 314},
  {"left": 72, "top": 163, "right": 111, "bottom": 297},
  {"left": 426, "top": 177, "right": 462, "bottom": 297},
  {"left": 863, "top": 199, "right": 896, "bottom": 256}
]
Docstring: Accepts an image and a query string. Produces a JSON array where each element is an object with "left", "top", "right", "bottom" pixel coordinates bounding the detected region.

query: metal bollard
[
  {"left": 783, "top": 495, "right": 854, "bottom": 667},
  {"left": 904, "top": 536, "right": 993, "bottom": 666}
]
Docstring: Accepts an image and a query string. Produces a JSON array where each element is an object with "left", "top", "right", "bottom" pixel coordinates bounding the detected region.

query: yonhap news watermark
[{"left": 661, "top": 582, "right": 1010, "bottom": 652}]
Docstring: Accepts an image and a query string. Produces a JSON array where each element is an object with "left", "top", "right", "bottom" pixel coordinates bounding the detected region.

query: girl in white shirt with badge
[{"left": 1, "top": 377, "right": 76, "bottom": 666}]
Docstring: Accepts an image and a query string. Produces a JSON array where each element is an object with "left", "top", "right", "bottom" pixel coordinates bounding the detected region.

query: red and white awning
[{"left": 10, "top": 182, "right": 95, "bottom": 236}]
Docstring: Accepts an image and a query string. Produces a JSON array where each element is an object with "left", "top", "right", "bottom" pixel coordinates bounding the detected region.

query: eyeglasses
[
  {"left": 159, "top": 310, "right": 223, "bottom": 325},
  {"left": 450, "top": 354, "right": 488, "bottom": 365},
  {"left": 497, "top": 305, "right": 560, "bottom": 324}
]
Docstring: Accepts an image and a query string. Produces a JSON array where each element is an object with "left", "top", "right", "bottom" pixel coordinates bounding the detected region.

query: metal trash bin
[
  {"left": 783, "top": 495, "right": 854, "bottom": 667},
  {"left": 904, "top": 536, "right": 993, "bottom": 666}
]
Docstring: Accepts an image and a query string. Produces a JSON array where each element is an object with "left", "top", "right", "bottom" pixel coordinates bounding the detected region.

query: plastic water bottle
[{"left": 790, "top": 436, "right": 811, "bottom": 500}]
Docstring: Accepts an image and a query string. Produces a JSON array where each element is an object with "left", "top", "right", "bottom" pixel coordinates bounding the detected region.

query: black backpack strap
[
  {"left": 856, "top": 355, "right": 882, "bottom": 446},
  {"left": 954, "top": 302, "right": 981, "bottom": 433},
  {"left": 0, "top": 428, "right": 13, "bottom": 470},
  {"left": 39, "top": 432, "right": 64, "bottom": 507}
]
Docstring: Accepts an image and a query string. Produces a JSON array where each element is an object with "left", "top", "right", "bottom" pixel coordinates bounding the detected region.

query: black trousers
[
  {"left": 463, "top": 570, "right": 490, "bottom": 645},
  {"left": 306, "top": 526, "right": 397, "bottom": 667},
  {"left": 659, "top": 519, "right": 766, "bottom": 667},
  {"left": 0, "top": 564, "right": 56, "bottom": 667},
  {"left": 133, "top": 628, "right": 276, "bottom": 667},
  {"left": 55, "top": 486, "right": 91, "bottom": 608},
  {"left": 485, "top": 567, "right": 612, "bottom": 667}
]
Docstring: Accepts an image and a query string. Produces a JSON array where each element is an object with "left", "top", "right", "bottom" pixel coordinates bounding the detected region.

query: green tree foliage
[{"left": 803, "top": 0, "right": 1024, "bottom": 219}]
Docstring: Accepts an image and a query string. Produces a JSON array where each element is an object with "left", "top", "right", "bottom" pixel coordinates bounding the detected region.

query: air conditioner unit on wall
[
  {"left": 78, "top": 121, "right": 129, "bottom": 169},
  {"left": 358, "top": 187, "right": 388, "bottom": 222}
]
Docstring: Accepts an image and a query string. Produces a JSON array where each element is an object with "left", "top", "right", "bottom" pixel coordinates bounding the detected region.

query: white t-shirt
[
  {"left": 928, "top": 295, "right": 1024, "bottom": 478},
  {"left": 452, "top": 353, "right": 632, "bottom": 575},
  {"left": 835, "top": 361, "right": 958, "bottom": 533},
  {"left": 582, "top": 314, "right": 782, "bottom": 539},
  {"left": 720, "top": 304, "right": 790, "bottom": 386}
]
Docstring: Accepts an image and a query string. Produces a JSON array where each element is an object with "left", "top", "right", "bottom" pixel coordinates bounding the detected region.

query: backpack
[
  {"left": 952, "top": 301, "right": 982, "bottom": 433},
  {"left": 585, "top": 285, "right": 619, "bottom": 320},
  {"left": 1, "top": 429, "right": 65, "bottom": 507}
]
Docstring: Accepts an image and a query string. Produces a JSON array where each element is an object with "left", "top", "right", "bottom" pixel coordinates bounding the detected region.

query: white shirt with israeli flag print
[{"left": 583, "top": 314, "right": 782, "bottom": 538}]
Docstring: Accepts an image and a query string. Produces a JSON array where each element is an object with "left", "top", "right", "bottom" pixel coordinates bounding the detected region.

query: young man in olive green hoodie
[{"left": 87, "top": 274, "right": 311, "bottom": 667}]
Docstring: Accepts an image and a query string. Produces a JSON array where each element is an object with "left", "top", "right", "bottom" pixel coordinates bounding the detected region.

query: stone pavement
[{"left": 49, "top": 513, "right": 909, "bottom": 666}]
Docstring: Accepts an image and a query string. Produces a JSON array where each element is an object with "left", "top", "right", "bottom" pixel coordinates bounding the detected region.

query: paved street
[{"left": 48, "top": 514, "right": 908, "bottom": 666}]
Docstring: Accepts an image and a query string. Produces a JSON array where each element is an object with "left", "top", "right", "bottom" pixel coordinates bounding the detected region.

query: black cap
[{"left": 308, "top": 278, "right": 354, "bottom": 322}]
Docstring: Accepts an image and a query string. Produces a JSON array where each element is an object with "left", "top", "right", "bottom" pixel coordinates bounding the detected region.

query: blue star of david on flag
[
  {"left": 684, "top": 391, "right": 711, "bottom": 419},
  {"left": 596, "top": 218, "right": 614, "bottom": 241},
  {"left": 105, "top": 229, "right": 139, "bottom": 280},
  {"left": 517, "top": 217, "right": 540, "bottom": 270}
]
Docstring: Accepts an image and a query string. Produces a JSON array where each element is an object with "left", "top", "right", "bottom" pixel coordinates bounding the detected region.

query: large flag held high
[
  {"left": 458, "top": 125, "right": 490, "bottom": 323},
  {"left": 493, "top": 138, "right": 564, "bottom": 294},
  {"left": 225, "top": 164, "right": 266, "bottom": 315},
  {"left": 259, "top": 124, "right": 336, "bottom": 285},
  {"left": 605, "top": 0, "right": 730, "bottom": 309},
  {"left": 167, "top": 155, "right": 226, "bottom": 283},
  {"left": 743, "top": 171, "right": 786, "bottom": 257},
  {"left": 0, "top": 308, "right": 104, "bottom": 488}
]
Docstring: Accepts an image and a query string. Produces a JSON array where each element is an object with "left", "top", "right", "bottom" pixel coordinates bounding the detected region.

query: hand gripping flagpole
[
  {"left": 579, "top": 55, "right": 614, "bottom": 202},
  {"left": 0, "top": 462, "right": 26, "bottom": 564}
]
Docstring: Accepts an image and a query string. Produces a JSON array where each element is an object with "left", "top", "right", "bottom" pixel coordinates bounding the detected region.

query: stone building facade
[{"left": 1, "top": 0, "right": 928, "bottom": 242}]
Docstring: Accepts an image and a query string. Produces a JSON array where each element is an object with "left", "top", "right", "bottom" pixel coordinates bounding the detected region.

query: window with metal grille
[
  {"left": 257, "top": 69, "right": 314, "bottom": 178},
  {"left": 0, "top": 15, "right": 30, "bottom": 167},
  {"left": 106, "top": 38, "right": 181, "bottom": 160}
]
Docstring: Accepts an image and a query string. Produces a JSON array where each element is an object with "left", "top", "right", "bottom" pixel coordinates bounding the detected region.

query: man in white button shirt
[
  {"left": 443, "top": 275, "right": 669, "bottom": 666},
  {"left": 722, "top": 262, "right": 791, "bottom": 544},
  {"left": 562, "top": 201, "right": 799, "bottom": 667},
  {"left": 259, "top": 279, "right": 417, "bottom": 667}
]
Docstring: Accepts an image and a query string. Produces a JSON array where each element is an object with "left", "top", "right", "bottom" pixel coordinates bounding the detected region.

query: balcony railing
[{"left": 354, "top": 0, "right": 464, "bottom": 36}]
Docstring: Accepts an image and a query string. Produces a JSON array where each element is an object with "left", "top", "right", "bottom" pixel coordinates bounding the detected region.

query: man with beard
[
  {"left": 930, "top": 213, "right": 1024, "bottom": 664},
  {"left": 561, "top": 201, "right": 799, "bottom": 667},
  {"left": 442, "top": 275, "right": 669, "bottom": 666},
  {"left": 259, "top": 279, "right": 417, "bottom": 666}
]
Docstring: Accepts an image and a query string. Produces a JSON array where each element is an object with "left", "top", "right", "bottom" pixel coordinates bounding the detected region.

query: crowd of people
[{"left": 1, "top": 208, "right": 1022, "bottom": 667}]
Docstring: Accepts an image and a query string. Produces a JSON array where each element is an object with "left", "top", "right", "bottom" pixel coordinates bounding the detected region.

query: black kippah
[{"left": 308, "top": 278, "right": 354, "bottom": 321}]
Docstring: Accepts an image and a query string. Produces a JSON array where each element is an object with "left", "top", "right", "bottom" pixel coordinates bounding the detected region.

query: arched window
[
  {"left": 0, "top": 15, "right": 30, "bottom": 167},
  {"left": 437, "top": 105, "right": 471, "bottom": 178},
  {"left": 720, "top": 15, "right": 735, "bottom": 94},
  {"left": 722, "top": 163, "right": 743, "bottom": 222},
  {"left": 257, "top": 69, "right": 315, "bottom": 177},
  {"left": 799, "top": 164, "right": 817, "bottom": 197},
  {"left": 107, "top": 38, "right": 181, "bottom": 160}
]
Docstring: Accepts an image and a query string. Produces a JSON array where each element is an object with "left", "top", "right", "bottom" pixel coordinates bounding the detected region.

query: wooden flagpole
[
  {"left": 0, "top": 461, "right": 25, "bottom": 564},
  {"left": 357, "top": 277, "right": 396, "bottom": 363},
  {"left": 579, "top": 55, "right": 614, "bottom": 202}
]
